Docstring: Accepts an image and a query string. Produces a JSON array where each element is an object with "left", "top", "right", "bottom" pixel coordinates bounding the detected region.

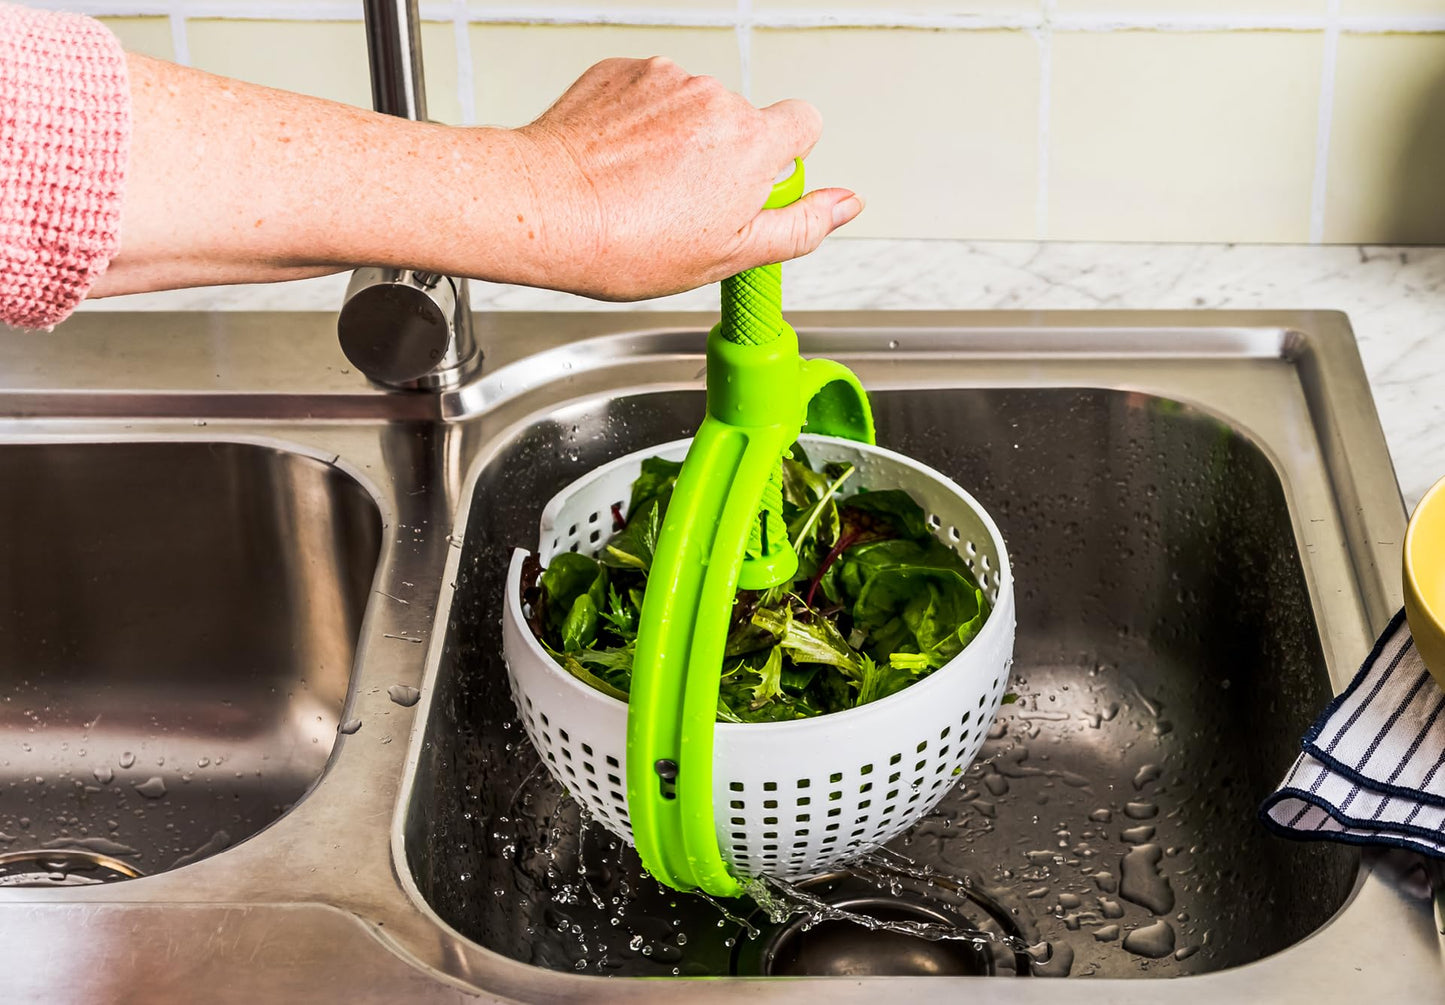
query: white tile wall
[{"left": 45, "top": 1, "right": 1445, "bottom": 242}]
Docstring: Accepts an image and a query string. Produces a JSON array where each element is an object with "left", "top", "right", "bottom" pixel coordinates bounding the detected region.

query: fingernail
[{"left": 832, "top": 195, "right": 864, "bottom": 226}]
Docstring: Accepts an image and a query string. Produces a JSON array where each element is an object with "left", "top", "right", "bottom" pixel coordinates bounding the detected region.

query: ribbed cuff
[{"left": 0, "top": 5, "right": 130, "bottom": 330}]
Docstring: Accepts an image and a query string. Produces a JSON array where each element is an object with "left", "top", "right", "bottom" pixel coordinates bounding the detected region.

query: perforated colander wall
[{"left": 502, "top": 435, "right": 1015, "bottom": 880}]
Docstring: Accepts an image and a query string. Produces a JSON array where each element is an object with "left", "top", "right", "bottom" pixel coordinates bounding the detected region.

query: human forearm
[
  {"left": 93, "top": 55, "right": 535, "bottom": 295},
  {"left": 94, "top": 53, "right": 863, "bottom": 303}
]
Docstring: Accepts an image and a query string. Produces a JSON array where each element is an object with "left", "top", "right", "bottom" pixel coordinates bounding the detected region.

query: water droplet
[
  {"left": 92, "top": 766, "right": 113, "bottom": 784},
  {"left": 1119, "top": 843, "right": 1174, "bottom": 915},
  {"left": 1132, "top": 764, "right": 1161, "bottom": 790},
  {"left": 1124, "top": 800, "right": 1158, "bottom": 820},
  {"left": 387, "top": 685, "right": 421, "bottom": 707},
  {"left": 133, "top": 777, "right": 167, "bottom": 799},
  {"left": 339, "top": 718, "right": 362, "bottom": 735},
  {"left": 1030, "top": 941, "right": 1074, "bottom": 977},
  {"left": 118, "top": 752, "right": 135, "bottom": 769},
  {"left": 1123, "top": 919, "right": 1176, "bottom": 958}
]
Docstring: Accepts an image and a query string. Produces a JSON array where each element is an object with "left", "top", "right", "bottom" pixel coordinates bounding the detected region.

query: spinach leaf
[
  {"left": 781, "top": 454, "right": 829, "bottom": 511},
  {"left": 834, "top": 537, "right": 976, "bottom": 604},
  {"left": 526, "top": 448, "right": 996, "bottom": 722},
  {"left": 781, "top": 664, "right": 820, "bottom": 693},
  {"left": 853, "top": 567, "right": 988, "bottom": 668},
  {"left": 539, "top": 552, "right": 608, "bottom": 648},
  {"left": 840, "top": 489, "right": 930, "bottom": 541},
  {"left": 561, "top": 594, "right": 600, "bottom": 651},
  {"left": 629, "top": 456, "right": 683, "bottom": 515},
  {"left": 788, "top": 441, "right": 814, "bottom": 472},
  {"left": 602, "top": 497, "right": 663, "bottom": 571},
  {"left": 810, "top": 666, "right": 856, "bottom": 714},
  {"left": 788, "top": 463, "right": 854, "bottom": 558}
]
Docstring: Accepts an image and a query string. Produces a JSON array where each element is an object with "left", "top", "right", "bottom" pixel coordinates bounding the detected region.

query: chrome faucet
[{"left": 338, "top": 0, "right": 480, "bottom": 390}]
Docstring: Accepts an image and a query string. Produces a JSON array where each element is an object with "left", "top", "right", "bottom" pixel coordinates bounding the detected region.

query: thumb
[{"left": 731, "top": 187, "right": 864, "bottom": 269}]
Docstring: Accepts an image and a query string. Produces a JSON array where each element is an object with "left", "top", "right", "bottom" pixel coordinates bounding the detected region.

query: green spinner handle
[
  {"left": 728, "top": 163, "right": 806, "bottom": 580},
  {"left": 626, "top": 160, "right": 875, "bottom": 897},
  {"left": 719, "top": 161, "right": 803, "bottom": 348}
]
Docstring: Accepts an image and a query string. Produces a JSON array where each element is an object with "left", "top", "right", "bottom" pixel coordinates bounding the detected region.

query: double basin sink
[{"left": 0, "top": 309, "right": 1436, "bottom": 1000}]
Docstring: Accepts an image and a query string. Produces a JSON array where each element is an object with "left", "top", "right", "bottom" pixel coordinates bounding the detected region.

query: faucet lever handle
[{"left": 338, "top": 268, "right": 478, "bottom": 390}]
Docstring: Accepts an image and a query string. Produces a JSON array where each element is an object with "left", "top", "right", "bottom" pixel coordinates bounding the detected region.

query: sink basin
[
  {"left": 0, "top": 440, "right": 381, "bottom": 881},
  {"left": 408, "top": 384, "right": 1355, "bottom": 977},
  {"left": 0, "top": 310, "right": 1432, "bottom": 1001}
]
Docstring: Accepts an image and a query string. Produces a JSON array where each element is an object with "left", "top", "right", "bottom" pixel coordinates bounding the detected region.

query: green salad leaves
[{"left": 520, "top": 445, "right": 990, "bottom": 723}]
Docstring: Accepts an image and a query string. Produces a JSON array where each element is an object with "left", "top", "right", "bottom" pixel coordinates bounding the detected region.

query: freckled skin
[{"left": 91, "top": 55, "right": 864, "bottom": 302}]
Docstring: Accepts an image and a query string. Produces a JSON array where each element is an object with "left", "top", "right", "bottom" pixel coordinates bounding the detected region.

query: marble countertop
[{"left": 80, "top": 239, "right": 1445, "bottom": 508}]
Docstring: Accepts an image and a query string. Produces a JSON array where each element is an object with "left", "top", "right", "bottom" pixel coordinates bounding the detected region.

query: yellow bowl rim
[{"left": 1405, "top": 473, "right": 1445, "bottom": 627}]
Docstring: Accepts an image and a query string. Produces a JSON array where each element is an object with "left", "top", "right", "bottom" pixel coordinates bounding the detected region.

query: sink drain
[
  {"left": 732, "top": 871, "right": 1031, "bottom": 977},
  {"left": 0, "top": 849, "right": 144, "bottom": 887},
  {"left": 758, "top": 896, "right": 992, "bottom": 977}
]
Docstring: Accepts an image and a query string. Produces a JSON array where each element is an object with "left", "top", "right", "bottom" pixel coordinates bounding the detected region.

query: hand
[{"left": 509, "top": 57, "right": 863, "bottom": 301}]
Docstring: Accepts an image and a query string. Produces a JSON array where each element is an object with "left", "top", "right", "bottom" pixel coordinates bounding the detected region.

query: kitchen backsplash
[{"left": 45, "top": 1, "right": 1445, "bottom": 244}]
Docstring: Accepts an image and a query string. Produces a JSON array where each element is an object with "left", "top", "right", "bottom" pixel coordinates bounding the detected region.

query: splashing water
[{"left": 740, "top": 852, "right": 1029, "bottom": 956}]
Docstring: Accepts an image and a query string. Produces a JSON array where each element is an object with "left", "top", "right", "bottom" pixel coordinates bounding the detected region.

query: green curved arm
[{"left": 626, "top": 161, "right": 875, "bottom": 897}]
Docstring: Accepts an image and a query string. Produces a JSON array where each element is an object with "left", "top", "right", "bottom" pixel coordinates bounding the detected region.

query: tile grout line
[
  {"left": 1309, "top": 0, "right": 1342, "bottom": 245},
  {"left": 452, "top": 0, "right": 476, "bottom": 125},
  {"left": 167, "top": 0, "right": 189, "bottom": 65},
  {"left": 736, "top": 0, "right": 752, "bottom": 102},
  {"left": 1033, "top": 0, "right": 1055, "bottom": 241},
  {"left": 45, "top": 0, "right": 1445, "bottom": 34}
]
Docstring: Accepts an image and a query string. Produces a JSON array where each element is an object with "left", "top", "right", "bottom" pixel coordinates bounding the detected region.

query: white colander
[{"left": 502, "top": 434, "right": 1015, "bottom": 882}]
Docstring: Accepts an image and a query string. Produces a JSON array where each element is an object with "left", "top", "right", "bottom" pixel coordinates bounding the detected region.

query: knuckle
[
  {"left": 683, "top": 73, "right": 730, "bottom": 108},
  {"left": 643, "top": 54, "right": 680, "bottom": 74},
  {"left": 684, "top": 71, "right": 722, "bottom": 91}
]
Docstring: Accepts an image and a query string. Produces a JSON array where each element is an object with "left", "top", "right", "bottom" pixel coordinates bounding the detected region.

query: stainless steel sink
[
  {"left": 406, "top": 384, "right": 1354, "bottom": 979},
  {"left": 0, "top": 310, "right": 1436, "bottom": 1001},
  {"left": 0, "top": 441, "right": 380, "bottom": 882}
]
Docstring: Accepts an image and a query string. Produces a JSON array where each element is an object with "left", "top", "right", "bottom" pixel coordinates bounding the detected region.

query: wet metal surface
[
  {"left": 0, "top": 441, "right": 380, "bottom": 878},
  {"left": 411, "top": 386, "right": 1352, "bottom": 979},
  {"left": 0, "top": 309, "right": 1433, "bottom": 1001}
]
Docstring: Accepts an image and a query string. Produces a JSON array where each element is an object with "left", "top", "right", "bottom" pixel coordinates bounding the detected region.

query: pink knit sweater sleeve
[{"left": 0, "top": 4, "right": 129, "bottom": 330}]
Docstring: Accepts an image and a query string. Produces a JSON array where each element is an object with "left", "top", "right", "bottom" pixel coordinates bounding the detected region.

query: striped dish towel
[{"left": 1261, "top": 610, "right": 1445, "bottom": 857}]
